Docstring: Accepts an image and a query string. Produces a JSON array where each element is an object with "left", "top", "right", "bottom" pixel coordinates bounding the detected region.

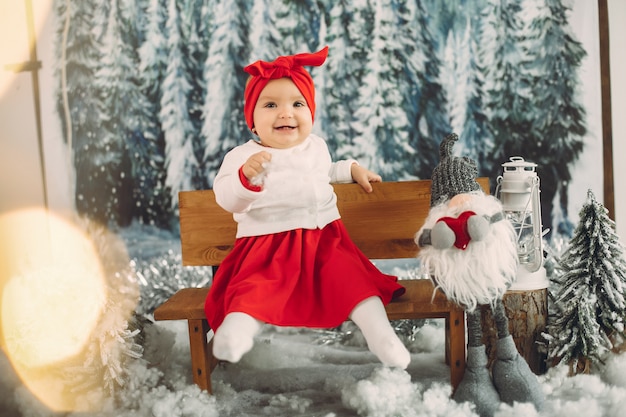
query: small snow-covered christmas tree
[{"left": 548, "top": 189, "right": 626, "bottom": 374}]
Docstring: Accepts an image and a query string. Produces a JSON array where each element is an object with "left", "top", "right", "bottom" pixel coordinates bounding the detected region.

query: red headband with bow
[{"left": 243, "top": 46, "right": 329, "bottom": 130}]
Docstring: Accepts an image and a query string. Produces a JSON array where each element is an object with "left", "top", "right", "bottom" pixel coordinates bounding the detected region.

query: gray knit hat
[{"left": 430, "top": 133, "right": 481, "bottom": 207}]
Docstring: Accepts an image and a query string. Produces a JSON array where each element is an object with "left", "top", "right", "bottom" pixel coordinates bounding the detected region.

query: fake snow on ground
[
  {"left": 2, "top": 318, "right": 626, "bottom": 417},
  {"left": 2, "top": 224, "right": 626, "bottom": 416}
]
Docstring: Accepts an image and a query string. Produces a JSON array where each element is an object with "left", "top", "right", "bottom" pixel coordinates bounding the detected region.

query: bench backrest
[{"left": 178, "top": 179, "right": 490, "bottom": 266}]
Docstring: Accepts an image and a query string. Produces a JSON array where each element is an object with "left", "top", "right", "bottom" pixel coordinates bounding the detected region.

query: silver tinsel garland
[
  {"left": 132, "top": 249, "right": 212, "bottom": 316},
  {"left": 312, "top": 319, "right": 428, "bottom": 350}
]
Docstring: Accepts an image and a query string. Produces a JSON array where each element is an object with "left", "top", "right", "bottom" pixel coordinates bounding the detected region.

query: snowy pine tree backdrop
[{"left": 54, "top": 0, "right": 588, "bottom": 239}]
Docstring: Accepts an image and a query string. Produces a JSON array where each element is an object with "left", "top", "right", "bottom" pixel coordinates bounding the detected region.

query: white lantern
[{"left": 496, "top": 157, "right": 548, "bottom": 290}]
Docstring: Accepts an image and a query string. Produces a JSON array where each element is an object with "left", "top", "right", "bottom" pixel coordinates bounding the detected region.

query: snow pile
[
  {"left": 408, "top": 322, "right": 446, "bottom": 353},
  {"left": 340, "top": 355, "right": 626, "bottom": 417},
  {"left": 342, "top": 367, "right": 475, "bottom": 417},
  {"left": 3, "top": 318, "right": 626, "bottom": 416},
  {"left": 538, "top": 364, "right": 626, "bottom": 417},
  {"left": 602, "top": 352, "right": 626, "bottom": 388},
  {"left": 149, "top": 386, "right": 218, "bottom": 417}
]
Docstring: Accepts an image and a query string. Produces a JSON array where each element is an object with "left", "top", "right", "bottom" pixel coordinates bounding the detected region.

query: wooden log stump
[{"left": 480, "top": 288, "right": 548, "bottom": 375}]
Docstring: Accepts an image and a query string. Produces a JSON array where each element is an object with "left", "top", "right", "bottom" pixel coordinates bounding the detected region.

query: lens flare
[{"left": 0, "top": 208, "right": 108, "bottom": 411}]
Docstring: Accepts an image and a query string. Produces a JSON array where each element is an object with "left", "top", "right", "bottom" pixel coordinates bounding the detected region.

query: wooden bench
[{"left": 154, "top": 179, "right": 489, "bottom": 393}]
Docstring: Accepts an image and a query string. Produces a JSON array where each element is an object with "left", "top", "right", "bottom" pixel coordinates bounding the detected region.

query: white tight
[
  {"left": 212, "top": 312, "right": 262, "bottom": 363},
  {"left": 212, "top": 296, "right": 410, "bottom": 369},
  {"left": 349, "top": 296, "right": 411, "bottom": 369}
]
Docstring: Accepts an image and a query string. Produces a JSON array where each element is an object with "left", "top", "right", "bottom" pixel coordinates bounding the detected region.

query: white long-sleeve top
[{"left": 213, "top": 134, "right": 356, "bottom": 238}]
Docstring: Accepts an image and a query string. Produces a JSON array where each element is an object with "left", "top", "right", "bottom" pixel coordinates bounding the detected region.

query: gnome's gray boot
[
  {"left": 492, "top": 335, "right": 544, "bottom": 410},
  {"left": 453, "top": 345, "right": 500, "bottom": 417}
]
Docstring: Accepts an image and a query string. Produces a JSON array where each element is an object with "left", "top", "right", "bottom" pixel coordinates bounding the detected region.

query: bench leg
[
  {"left": 445, "top": 317, "right": 451, "bottom": 366},
  {"left": 447, "top": 309, "right": 466, "bottom": 391},
  {"left": 187, "top": 319, "right": 218, "bottom": 393}
]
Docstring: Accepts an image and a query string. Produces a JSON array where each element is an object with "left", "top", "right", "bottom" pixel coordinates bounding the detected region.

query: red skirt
[{"left": 204, "top": 219, "right": 405, "bottom": 330}]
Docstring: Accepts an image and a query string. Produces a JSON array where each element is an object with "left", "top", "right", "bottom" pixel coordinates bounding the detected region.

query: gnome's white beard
[{"left": 416, "top": 192, "right": 519, "bottom": 311}]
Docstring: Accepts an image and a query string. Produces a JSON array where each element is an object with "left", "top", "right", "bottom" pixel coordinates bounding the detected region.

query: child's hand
[
  {"left": 242, "top": 151, "right": 272, "bottom": 180},
  {"left": 351, "top": 163, "right": 382, "bottom": 193}
]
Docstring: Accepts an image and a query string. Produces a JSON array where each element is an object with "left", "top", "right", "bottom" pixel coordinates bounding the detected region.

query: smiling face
[{"left": 252, "top": 77, "right": 313, "bottom": 149}]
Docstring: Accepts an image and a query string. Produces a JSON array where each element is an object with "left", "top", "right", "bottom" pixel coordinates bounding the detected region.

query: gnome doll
[{"left": 415, "top": 134, "right": 544, "bottom": 417}]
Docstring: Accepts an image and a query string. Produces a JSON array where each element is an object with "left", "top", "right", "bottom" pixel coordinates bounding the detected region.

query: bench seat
[{"left": 153, "top": 179, "right": 490, "bottom": 393}]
